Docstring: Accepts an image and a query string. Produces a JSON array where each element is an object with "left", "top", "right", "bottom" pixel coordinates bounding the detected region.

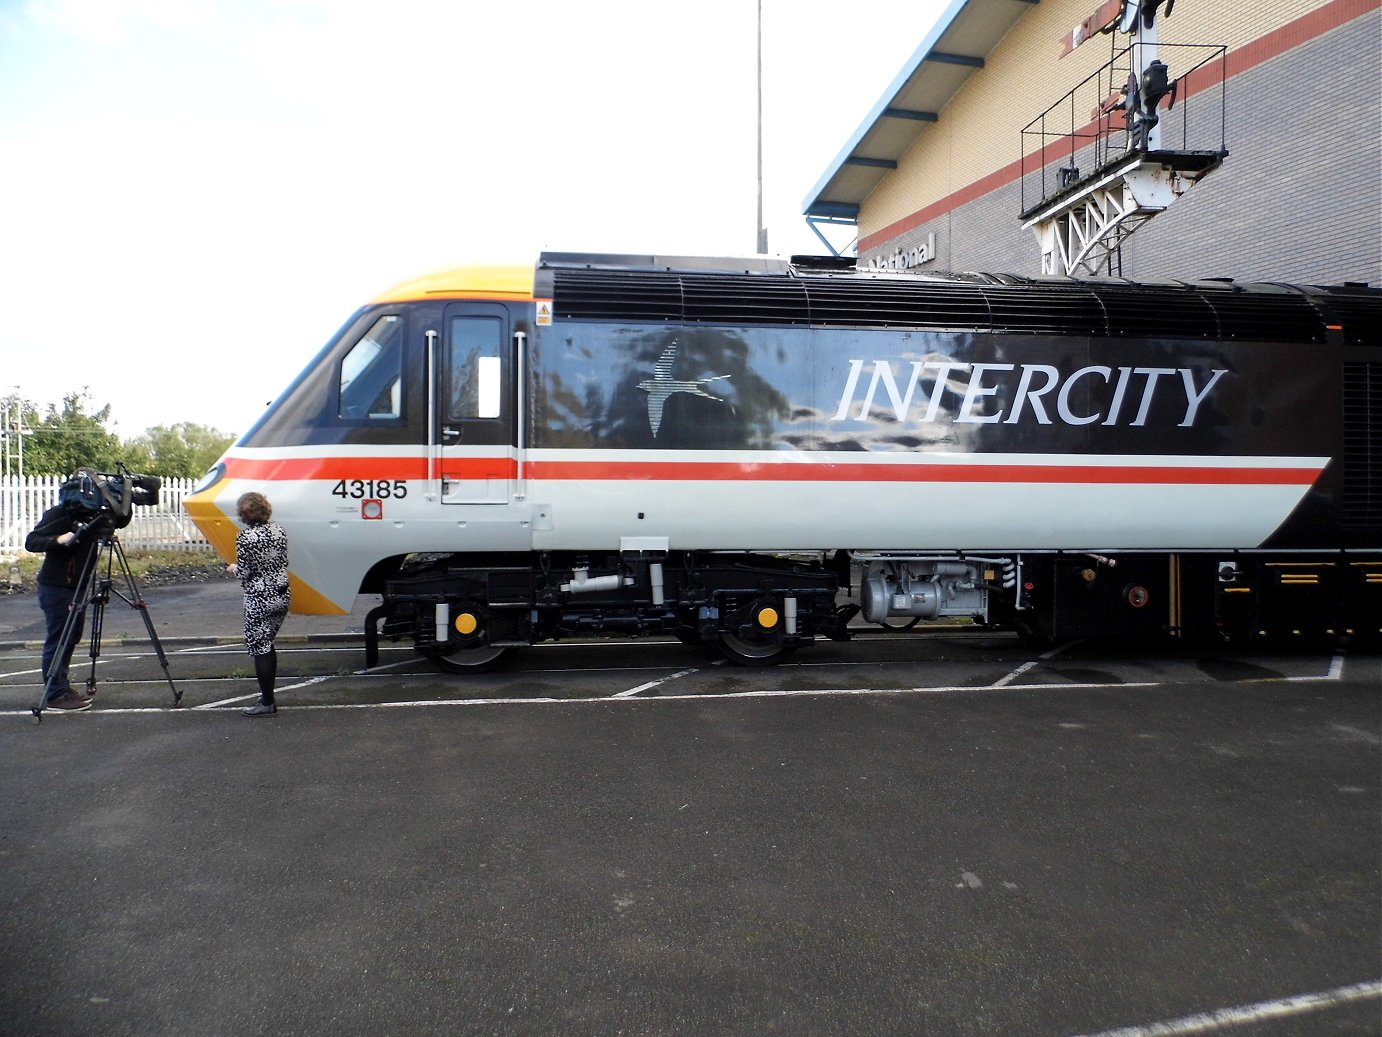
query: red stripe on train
[
  {"left": 531, "top": 461, "right": 1323, "bottom": 485},
  {"left": 222, "top": 456, "right": 1324, "bottom": 486}
]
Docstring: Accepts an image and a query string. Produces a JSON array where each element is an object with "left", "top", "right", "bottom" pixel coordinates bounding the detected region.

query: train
[{"left": 184, "top": 252, "right": 1382, "bottom": 668}]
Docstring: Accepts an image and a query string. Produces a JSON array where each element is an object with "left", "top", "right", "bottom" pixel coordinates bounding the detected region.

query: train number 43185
[{"left": 332, "top": 479, "right": 408, "bottom": 499}]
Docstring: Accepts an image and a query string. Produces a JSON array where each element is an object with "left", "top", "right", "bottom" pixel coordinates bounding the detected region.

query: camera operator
[{"left": 24, "top": 466, "right": 104, "bottom": 711}]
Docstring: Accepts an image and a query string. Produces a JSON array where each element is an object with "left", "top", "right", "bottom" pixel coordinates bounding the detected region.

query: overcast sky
[{"left": 0, "top": 0, "right": 946, "bottom": 440}]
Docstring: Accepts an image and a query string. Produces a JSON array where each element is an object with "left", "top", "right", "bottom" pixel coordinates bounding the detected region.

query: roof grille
[
  {"left": 682, "top": 273, "right": 809, "bottom": 324},
  {"left": 1083, "top": 283, "right": 1216, "bottom": 338},
  {"left": 552, "top": 270, "right": 684, "bottom": 322},
  {"left": 801, "top": 277, "right": 993, "bottom": 329},
  {"left": 981, "top": 283, "right": 1106, "bottom": 335},
  {"left": 546, "top": 264, "right": 1362, "bottom": 345},
  {"left": 1202, "top": 290, "right": 1325, "bottom": 343}
]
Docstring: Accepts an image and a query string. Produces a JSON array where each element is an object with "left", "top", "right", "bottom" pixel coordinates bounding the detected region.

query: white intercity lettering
[
  {"left": 1005, "top": 365, "right": 1060, "bottom": 425},
  {"left": 1179, "top": 367, "right": 1226, "bottom": 426},
  {"left": 832, "top": 359, "right": 1230, "bottom": 428},
  {"left": 956, "top": 364, "right": 1012, "bottom": 423},
  {"left": 1057, "top": 366, "right": 1112, "bottom": 425}
]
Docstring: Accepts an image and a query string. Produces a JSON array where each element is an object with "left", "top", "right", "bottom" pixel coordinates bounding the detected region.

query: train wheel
[
  {"left": 716, "top": 630, "right": 793, "bottom": 666},
  {"left": 876, "top": 615, "right": 921, "bottom": 630},
  {"left": 1013, "top": 615, "right": 1052, "bottom": 648},
  {"left": 431, "top": 645, "right": 514, "bottom": 674}
]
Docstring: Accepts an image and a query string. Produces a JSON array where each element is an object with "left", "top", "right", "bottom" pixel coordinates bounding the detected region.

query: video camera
[{"left": 59, "top": 464, "right": 161, "bottom": 532}]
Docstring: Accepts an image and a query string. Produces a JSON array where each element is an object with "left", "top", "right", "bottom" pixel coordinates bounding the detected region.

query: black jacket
[{"left": 25, "top": 505, "right": 100, "bottom": 589}]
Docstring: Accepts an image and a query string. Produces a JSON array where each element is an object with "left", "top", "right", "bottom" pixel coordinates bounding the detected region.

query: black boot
[{"left": 243, "top": 650, "right": 278, "bottom": 717}]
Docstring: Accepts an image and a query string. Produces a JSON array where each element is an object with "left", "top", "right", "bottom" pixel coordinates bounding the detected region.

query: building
[{"left": 805, "top": 0, "right": 1380, "bottom": 285}]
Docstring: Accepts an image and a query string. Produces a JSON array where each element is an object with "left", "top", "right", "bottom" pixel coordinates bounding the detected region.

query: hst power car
[{"left": 184, "top": 253, "right": 1381, "bottom": 668}]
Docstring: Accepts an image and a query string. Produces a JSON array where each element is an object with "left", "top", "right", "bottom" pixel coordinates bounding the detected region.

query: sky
[{"left": 0, "top": 0, "right": 947, "bottom": 440}]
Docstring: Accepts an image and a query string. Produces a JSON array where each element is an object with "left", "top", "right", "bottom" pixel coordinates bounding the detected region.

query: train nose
[{"left": 183, "top": 462, "right": 236, "bottom": 563}]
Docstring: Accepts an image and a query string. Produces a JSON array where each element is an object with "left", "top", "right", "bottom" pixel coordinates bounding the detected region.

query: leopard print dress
[{"left": 235, "top": 522, "right": 290, "bottom": 657}]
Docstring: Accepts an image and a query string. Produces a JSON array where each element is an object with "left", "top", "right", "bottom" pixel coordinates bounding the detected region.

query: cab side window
[{"left": 338, "top": 315, "right": 403, "bottom": 420}]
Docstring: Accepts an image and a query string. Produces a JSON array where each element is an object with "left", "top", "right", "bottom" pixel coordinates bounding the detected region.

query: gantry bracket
[{"left": 1020, "top": 148, "right": 1223, "bottom": 275}]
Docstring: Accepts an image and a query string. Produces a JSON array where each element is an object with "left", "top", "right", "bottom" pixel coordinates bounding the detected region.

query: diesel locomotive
[{"left": 184, "top": 253, "right": 1382, "bottom": 668}]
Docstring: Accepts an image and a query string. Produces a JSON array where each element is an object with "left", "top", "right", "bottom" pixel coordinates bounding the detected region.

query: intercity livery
[{"left": 184, "top": 253, "right": 1382, "bottom": 668}]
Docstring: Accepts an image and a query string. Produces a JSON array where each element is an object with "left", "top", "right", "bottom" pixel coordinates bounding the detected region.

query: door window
[{"left": 449, "top": 316, "right": 503, "bottom": 420}]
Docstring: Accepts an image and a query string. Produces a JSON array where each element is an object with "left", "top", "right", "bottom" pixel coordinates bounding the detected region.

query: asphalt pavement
[{"left": 1, "top": 579, "right": 1379, "bottom": 1036}]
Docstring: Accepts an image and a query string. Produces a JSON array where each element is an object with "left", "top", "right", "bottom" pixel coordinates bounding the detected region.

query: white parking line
[
  {"left": 195, "top": 675, "right": 337, "bottom": 709},
  {"left": 612, "top": 668, "right": 699, "bottom": 697},
  {"left": 1067, "top": 978, "right": 1382, "bottom": 1036},
  {"left": 993, "top": 641, "right": 1079, "bottom": 687},
  {"left": 191, "top": 653, "right": 427, "bottom": 708},
  {"left": 0, "top": 649, "right": 1360, "bottom": 719},
  {"left": 1, "top": 679, "right": 1171, "bottom": 717},
  {"left": 1284, "top": 652, "right": 1346, "bottom": 681}
]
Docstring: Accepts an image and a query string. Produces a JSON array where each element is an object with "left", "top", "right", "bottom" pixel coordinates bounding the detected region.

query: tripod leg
[
  {"left": 82, "top": 586, "right": 107, "bottom": 698},
  {"left": 72, "top": 540, "right": 118, "bottom": 701},
  {"left": 110, "top": 538, "right": 181, "bottom": 706}
]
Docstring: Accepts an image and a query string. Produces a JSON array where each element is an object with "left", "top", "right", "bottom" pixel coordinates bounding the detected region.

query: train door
[{"left": 438, "top": 303, "right": 517, "bottom": 506}]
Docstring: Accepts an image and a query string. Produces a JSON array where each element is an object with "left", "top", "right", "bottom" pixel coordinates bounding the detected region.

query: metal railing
[{"left": 1020, "top": 40, "right": 1227, "bottom": 219}]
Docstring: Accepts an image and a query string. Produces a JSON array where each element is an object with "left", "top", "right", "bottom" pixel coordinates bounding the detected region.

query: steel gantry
[{"left": 1020, "top": 0, "right": 1226, "bottom": 275}]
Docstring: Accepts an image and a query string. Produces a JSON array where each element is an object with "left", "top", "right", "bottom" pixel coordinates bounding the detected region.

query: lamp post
[
  {"left": 2, "top": 393, "right": 29, "bottom": 480},
  {"left": 2, "top": 394, "right": 27, "bottom": 564},
  {"left": 756, "top": 0, "right": 768, "bottom": 255}
]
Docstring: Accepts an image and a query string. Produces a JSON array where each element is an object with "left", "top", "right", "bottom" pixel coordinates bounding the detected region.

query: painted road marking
[
  {"left": 612, "top": 668, "right": 699, "bottom": 697},
  {"left": 1067, "top": 978, "right": 1382, "bottom": 1037},
  {"left": 0, "top": 648, "right": 1361, "bottom": 718}
]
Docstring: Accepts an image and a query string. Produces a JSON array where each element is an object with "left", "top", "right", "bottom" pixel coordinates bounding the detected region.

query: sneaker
[
  {"left": 242, "top": 701, "right": 277, "bottom": 717},
  {"left": 47, "top": 691, "right": 93, "bottom": 711}
]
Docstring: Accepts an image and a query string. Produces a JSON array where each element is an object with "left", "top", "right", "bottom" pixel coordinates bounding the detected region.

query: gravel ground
[{"left": 0, "top": 558, "right": 233, "bottom": 596}]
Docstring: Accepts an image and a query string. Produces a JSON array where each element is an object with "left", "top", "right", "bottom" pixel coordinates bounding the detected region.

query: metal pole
[{"left": 756, "top": 0, "right": 768, "bottom": 254}]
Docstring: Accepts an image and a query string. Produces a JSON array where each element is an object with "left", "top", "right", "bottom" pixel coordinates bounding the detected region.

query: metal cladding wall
[{"left": 855, "top": 0, "right": 1381, "bottom": 285}]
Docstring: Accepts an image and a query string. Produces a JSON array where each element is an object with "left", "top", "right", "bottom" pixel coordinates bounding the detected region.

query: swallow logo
[{"left": 637, "top": 342, "right": 731, "bottom": 435}]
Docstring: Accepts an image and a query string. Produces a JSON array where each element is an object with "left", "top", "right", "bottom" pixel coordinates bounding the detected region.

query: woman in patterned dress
[{"left": 228, "top": 492, "right": 290, "bottom": 717}]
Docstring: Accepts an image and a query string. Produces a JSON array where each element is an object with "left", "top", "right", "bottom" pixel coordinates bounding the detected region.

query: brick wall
[{"left": 858, "top": 3, "right": 1381, "bottom": 285}]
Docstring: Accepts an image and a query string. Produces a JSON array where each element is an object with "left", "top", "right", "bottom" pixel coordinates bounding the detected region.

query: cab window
[{"left": 338, "top": 314, "right": 403, "bottom": 420}]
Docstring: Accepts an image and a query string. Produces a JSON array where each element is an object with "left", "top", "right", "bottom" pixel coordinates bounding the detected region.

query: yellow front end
[{"left": 184, "top": 473, "right": 352, "bottom": 615}]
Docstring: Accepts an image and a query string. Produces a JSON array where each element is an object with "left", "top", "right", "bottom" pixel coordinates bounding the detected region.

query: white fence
[{"left": 1, "top": 477, "right": 211, "bottom": 558}]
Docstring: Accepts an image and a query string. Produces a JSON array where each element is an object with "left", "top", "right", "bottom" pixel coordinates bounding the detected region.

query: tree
[
  {"left": 2, "top": 391, "right": 236, "bottom": 478},
  {"left": 11, "top": 392, "right": 125, "bottom": 476},
  {"left": 123, "top": 423, "right": 236, "bottom": 478}
]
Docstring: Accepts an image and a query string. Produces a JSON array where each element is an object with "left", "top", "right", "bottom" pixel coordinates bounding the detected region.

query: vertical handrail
[
  {"left": 425, "top": 329, "right": 440, "bottom": 501},
  {"left": 513, "top": 330, "right": 527, "bottom": 495}
]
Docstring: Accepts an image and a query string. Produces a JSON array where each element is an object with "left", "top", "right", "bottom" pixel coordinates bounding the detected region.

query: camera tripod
[{"left": 32, "top": 526, "right": 181, "bottom": 722}]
